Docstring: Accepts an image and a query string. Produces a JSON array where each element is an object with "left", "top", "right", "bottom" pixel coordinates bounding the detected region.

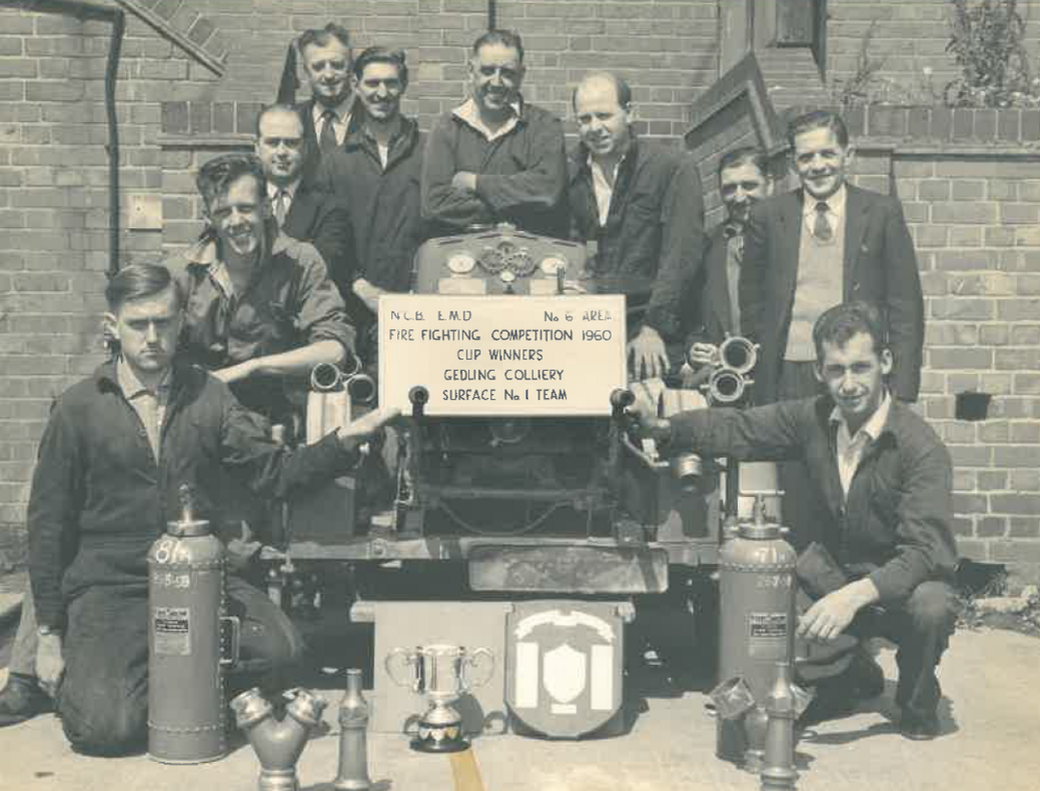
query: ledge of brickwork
[{"left": 115, "top": 0, "right": 227, "bottom": 77}]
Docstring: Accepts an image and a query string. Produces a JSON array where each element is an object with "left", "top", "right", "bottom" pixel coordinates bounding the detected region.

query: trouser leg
[
  {"left": 777, "top": 361, "right": 828, "bottom": 554},
  {"left": 57, "top": 585, "right": 149, "bottom": 756},
  {"left": 7, "top": 589, "right": 39, "bottom": 677},
  {"left": 226, "top": 575, "right": 305, "bottom": 696},
  {"left": 866, "top": 581, "right": 959, "bottom": 721}
]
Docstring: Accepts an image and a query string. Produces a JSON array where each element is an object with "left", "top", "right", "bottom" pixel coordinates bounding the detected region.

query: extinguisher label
[
  {"left": 747, "top": 612, "right": 787, "bottom": 659},
  {"left": 154, "top": 606, "right": 191, "bottom": 656}
]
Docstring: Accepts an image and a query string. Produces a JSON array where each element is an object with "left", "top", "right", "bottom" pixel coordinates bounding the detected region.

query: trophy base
[{"left": 411, "top": 719, "right": 470, "bottom": 753}]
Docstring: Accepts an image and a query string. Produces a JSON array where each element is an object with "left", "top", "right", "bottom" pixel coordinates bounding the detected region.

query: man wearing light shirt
[
  {"left": 739, "top": 110, "right": 924, "bottom": 555},
  {"left": 421, "top": 29, "right": 567, "bottom": 239},
  {"left": 567, "top": 71, "right": 706, "bottom": 381},
  {"left": 296, "top": 23, "right": 354, "bottom": 178},
  {"left": 636, "top": 301, "right": 957, "bottom": 741}
]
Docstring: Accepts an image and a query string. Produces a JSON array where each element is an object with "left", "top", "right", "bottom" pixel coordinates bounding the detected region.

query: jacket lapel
[
  {"left": 843, "top": 185, "right": 869, "bottom": 298},
  {"left": 283, "top": 184, "right": 316, "bottom": 239},
  {"left": 777, "top": 191, "right": 803, "bottom": 324},
  {"left": 708, "top": 228, "right": 732, "bottom": 334}
]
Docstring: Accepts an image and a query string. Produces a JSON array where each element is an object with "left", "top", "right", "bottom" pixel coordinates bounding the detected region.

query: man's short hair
[
  {"left": 472, "top": 29, "right": 524, "bottom": 63},
  {"left": 787, "top": 109, "right": 850, "bottom": 149},
  {"left": 571, "top": 71, "right": 632, "bottom": 114},
  {"left": 254, "top": 103, "right": 305, "bottom": 139},
  {"left": 813, "top": 301, "right": 887, "bottom": 362},
  {"left": 196, "top": 153, "right": 267, "bottom": 212},
  {"left": 353, "top": 46, "right": 409, "bottom": 87},
  {"left": 717, "top": 146, "right": 769, "bottom": 181},
  {"left": 105, "top": 263, "right": 184, "bottom": 313},
  {"left": 298, "top": 23, "right": 352, "bottom": 57}
]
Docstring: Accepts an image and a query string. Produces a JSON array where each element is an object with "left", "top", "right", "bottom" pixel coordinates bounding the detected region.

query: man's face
[
  {"left": 719, "top": 161, "right": 770, "bottom": 224},
  {"left": 574, "top": 78, "right": 631, "bottom": 159},
  {"left": 815, "top": 332, "right": 893, "bottom": 428},
  {"left": 256, "top": 110, "right": 305, "bottom": 186},
  {"left": 469, "top": 43, "right": 524, "bottom": 117},
  {"left": 302, "top": 39, "right": 352, "bottom": 107},
  {"left": 207, "top": 174, "right": 265, "bottom": 257},
  {"left": 792, "top": 127, "right": 853, "bottom": 201},
  {"left": 352, "top": 61, "right": 404, "bottom": 123},
  {"left": 106, "top": 286, "right": 182, "bottom": 377}
]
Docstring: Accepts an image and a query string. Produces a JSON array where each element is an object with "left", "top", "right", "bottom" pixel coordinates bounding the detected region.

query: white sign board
[{"left": 378, "top": 295, "right": 628, "bottom": 416}]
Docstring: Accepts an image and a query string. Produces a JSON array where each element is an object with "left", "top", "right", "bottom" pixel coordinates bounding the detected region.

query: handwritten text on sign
[{"left": 378, "top": 295, "right": 627, "bottom": 416}]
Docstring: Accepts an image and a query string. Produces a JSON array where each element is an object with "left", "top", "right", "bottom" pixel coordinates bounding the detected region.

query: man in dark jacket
[
  {"left": 637, "top": 301, "right": 957, "bottom": 740},
  {"left": 295, "top": 23, "right": 354, "bottom": 178},
  {"left": 568, "top": 71, "right": 707, "bottom": 380},
  {"left": 740, "top": 110, "right": 925, "bottom": 554},
  {"left": 686, "top": 146, "right": 772, "bottom": 370},
  {"left": 316, "top": 46, "right": 425, "bottom": 364},
  {"left": 421, "top": 29, "right": 567, "bottom": 239},
  {"left": 255, "top": 103, "right": 353, "bottom": 295},
  {"left": 14, "top": 263, "right": 397, "bottom": 755}
]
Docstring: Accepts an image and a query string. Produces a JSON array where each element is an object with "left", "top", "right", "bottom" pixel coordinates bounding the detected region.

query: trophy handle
[
  {"left": 462, "top": 647, "right": 495, "bottom": 690},
  {"left": 385, "top": 647, "right": 420, "bottom": 691}
]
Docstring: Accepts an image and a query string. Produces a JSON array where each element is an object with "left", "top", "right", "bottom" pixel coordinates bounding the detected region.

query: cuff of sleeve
[
  {"left": 642, "top": 308, "right": 678, "bottom": 341},
  {"left": 868, "top": 567, "right": 909, "bottom": 606}
]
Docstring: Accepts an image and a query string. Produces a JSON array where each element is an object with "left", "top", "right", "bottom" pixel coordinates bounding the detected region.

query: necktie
[
  {"left": 319, "top": 109, "right": 338, "bottom": 155},
  {"left": 274, "top": 189, "right": 288, "bottom": 227},
  {"left": 813, "top": 201, "right": 833, "bottom": 242}
]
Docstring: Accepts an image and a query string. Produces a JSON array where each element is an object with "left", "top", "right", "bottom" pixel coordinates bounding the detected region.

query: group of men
[{"left": 0, "top": 21, "right": 958, "bottom": 755}]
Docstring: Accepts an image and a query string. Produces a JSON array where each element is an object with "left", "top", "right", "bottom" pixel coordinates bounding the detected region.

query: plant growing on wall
[
  {"left": 945, "top": 0, "right": 1037, "bottom": 106},
  {"left": 830, "top": 20, "right": 886, "bottom": 110}
]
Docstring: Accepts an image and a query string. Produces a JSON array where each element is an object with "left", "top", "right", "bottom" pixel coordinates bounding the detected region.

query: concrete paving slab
[{"left": 1, "top": 628, "right": 1038, "bottom": 791}]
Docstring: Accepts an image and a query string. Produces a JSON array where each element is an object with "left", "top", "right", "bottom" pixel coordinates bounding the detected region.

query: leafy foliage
[{"left": 945, "top": 0, "right": 1039, "bottom": 107}]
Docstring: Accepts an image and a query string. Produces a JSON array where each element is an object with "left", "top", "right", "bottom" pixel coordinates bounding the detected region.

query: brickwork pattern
[{"left": 826, "top": 0, "right": 1040, "bottom": 105}]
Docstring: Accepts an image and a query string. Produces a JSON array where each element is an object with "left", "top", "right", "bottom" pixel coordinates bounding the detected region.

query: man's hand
[
  {"left": 451, "top": 171, "right": 478, "bottom": 192},
  {"left": 353, "top": 277, "right": 387, "bottom": 315},
  {"left": 797, "top": 578, "right": 880, "bottom": 642},
  {"left": 336, "top": 405, "right": 402, "bottom": 448},
  {"left": 687, "top": 342, "right": 719, "bottom": 368},
  {"left": 628, "top": 326, "right": 669, "bottom": 381},
  {"left": 212, "top": 358, "right": 258, "bottom": 384},
  {"left": 35, "top": 633, "right": 65, "bottom": 698}
]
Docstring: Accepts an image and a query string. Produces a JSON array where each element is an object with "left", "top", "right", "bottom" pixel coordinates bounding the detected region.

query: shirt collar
[
  {"left": 804, "top": 183, "right": 847, "bottom": 218},
  {"left": 313, "top": 98, "right": 352, "bottom": 126},
  {"left": 452, "top": 97, "right": 523, "bottom": 141},
  {"left": 116, "top": 355, "right": 170, "bottom": 399},
  {"left": 267, "top": 179, "right": 300, "bottom": 200},
  {"left": 829, "top": 388, "right": 892, "bottom": 443}
]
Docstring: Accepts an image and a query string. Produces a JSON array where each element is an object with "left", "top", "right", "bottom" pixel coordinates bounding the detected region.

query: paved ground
[{"left": 0, "top": 613, "right": 1038, "bottom": 791}]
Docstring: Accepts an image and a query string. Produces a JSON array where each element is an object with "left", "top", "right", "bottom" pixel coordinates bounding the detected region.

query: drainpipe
[
  {"left": 487, "top": 0, "right": 496, "bottom": 30},
  {"left": 0, "top": 0, "right": 125, "bottom": 277}
]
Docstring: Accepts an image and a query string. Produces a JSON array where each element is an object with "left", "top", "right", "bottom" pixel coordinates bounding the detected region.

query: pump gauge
[
  {"left": 540, "top": 255, "right": 568, "bottom": 275},
  {"left": 447, "top": 253, "right": 477, "bottom": 274}
]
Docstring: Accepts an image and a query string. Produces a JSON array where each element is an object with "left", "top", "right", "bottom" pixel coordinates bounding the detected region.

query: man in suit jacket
[
  {"left": 739, "top": 109, "right": 924, "bottom": 552},
  {"left": 255, "top": 104, "right": 354, "bottom": 297},
  {"left": 687, "top": 146, "right": 772, "bottom": 369},
  {"left": 296, "top": 23, "right": 355, "bottom": 179}
]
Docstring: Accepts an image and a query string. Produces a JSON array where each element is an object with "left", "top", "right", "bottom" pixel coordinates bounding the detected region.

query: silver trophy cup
[{"left": 385, "top": 644, "right": 495, "bottom": 753}]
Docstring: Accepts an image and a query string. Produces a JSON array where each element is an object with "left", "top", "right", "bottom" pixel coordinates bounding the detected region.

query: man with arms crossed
[
  {"left": 638, "top": 302, "right": 956, "bottom": 740},
  {"left": 421, "top": 29, "right": 567, "bottom": 239}
]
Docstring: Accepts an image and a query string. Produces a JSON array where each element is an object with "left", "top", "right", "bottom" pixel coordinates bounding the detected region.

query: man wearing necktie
[
  {"left": 296, "top": 23, "right": 354, "bottom": 178},
  {"left": 686, "top": 146, "right": 772, "bottom": 369},
  {"left": 255, "top": 104, "right": 354, "bottom": 297},
  {"left": 738, "top": 110, "right": 924, "bottom": 556}
]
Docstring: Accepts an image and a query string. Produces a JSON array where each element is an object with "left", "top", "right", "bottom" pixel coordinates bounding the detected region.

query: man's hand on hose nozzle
[
  {"left": 336, "top": 406, "right": 402, "bottom": 450},
  {"left": 625, "top": 396, "right": 672, "bottom": 446}
]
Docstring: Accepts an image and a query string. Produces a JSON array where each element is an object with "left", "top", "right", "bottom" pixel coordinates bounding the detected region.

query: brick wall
[
  {"left": 826, "top": 0, "right": 1040, "bottom": 103},
  {"left": 0, "top": 0, "right": 722, "bottom": 569}
]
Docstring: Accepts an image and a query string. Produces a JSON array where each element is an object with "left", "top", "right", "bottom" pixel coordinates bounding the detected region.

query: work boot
[
  {"left": 899, "top": 710, "right": 940, "bottom": 741},
  {"left": 0, "top": 673, "right": 53, "bottom": 726}
]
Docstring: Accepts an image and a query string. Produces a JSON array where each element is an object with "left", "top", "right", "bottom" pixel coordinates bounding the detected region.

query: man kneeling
[
  {"left": 638, "top": 301, "right": 958, "bottom": 740},
  {"left": 24, "top": 264, "right": 395, "bottom": 755}
]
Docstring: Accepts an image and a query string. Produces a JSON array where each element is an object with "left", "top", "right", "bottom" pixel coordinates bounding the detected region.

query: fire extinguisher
[
  {"left": 713, "top": 495, "right": 797, "bottom": 771},
  {"left": 148, "top": 484, "right": 239, "bottom": 764}
]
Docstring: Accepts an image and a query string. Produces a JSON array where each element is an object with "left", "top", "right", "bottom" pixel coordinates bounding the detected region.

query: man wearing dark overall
[
  {"left": 636, "top": 302, "right": 958, "bottom": 740},
  {"left": 17, "top": 263, "right": 397, "bottom": 755}
]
